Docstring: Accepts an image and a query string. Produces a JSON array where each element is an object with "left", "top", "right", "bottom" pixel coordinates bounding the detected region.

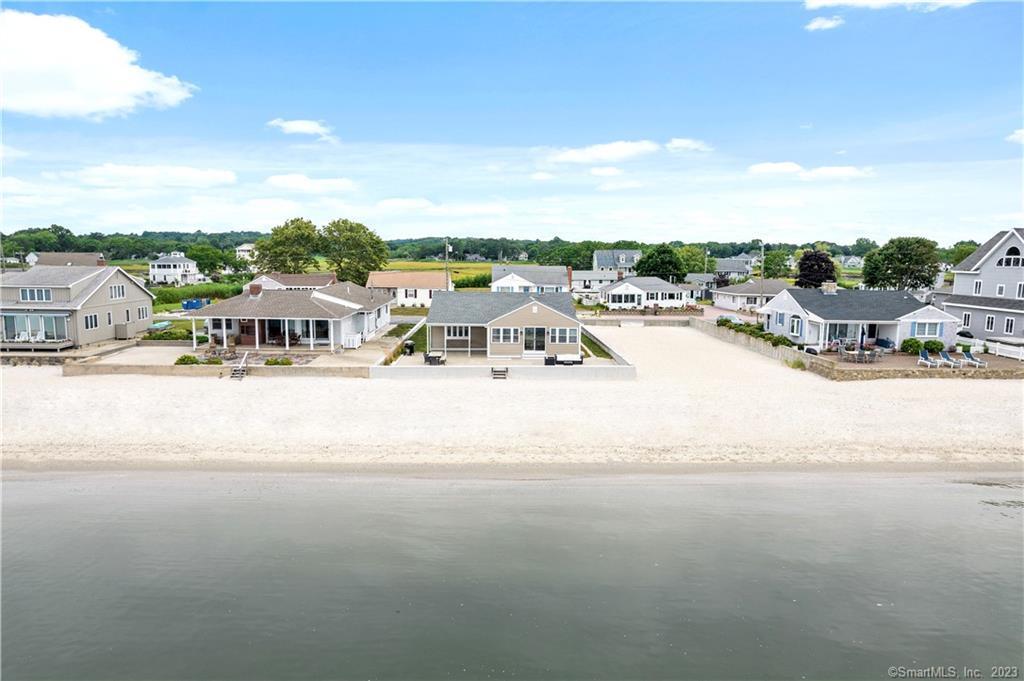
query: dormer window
[
  {"left": 19, "top": 288, "right": 52, "bottom": 302},
  {"left": 996, "top": 246, "right": 1022, "bottom": 268}
]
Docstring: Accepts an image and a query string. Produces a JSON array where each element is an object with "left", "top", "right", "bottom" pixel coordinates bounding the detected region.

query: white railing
[{"left": 988, "top": 342, "right": 1024, "bottom": 362}]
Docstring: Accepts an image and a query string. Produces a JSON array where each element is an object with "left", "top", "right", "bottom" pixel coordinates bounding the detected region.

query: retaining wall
[
  {"left": 62, "top": 363, "right": 370, "bottom": 378},
  {"left": 369, "top": 364, "right": 636, "bottom": 380}
]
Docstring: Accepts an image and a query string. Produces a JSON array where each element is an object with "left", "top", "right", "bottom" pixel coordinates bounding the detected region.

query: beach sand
[{"left": 2, "top": 326, "right": 1021, "bottom": 472}]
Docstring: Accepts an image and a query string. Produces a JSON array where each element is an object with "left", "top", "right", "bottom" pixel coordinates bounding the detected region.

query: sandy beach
[{"left": 3, "top": 326, "right": 1022, "bottom": 472}]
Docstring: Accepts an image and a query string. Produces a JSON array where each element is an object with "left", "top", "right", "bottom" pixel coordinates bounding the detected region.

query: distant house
[
  {"left": 714, "top": 258, "right": 752, "bottom": 280},
  {"left": 733, "top": 251, "right": 761, "bottom": 268},
  {"left": 712, "top": 278, "right": 793, "bottom": 311},
  {"left": 515, "top": 251, "right": 530, "bottom": 261},
  {"left": 149, "top": 252, "right": 204, "bottom": 286},
  {"left": 684, "top": 272, "right": 718, "bottom": 295},
  {"left": 247, "top": 272, "right": 337, "bottom": 292},
  {"left": 599, "top": 277, "right": 699, "bottom": 310},
  {"left": 185, "top": 281, "right": 392, "bottom": 352},
  {"left": 838, "top": 255, "right": 865, "bottom": 269},
  {"left": 366, "top": 270, "right": 452, "bottom": 307},
  {"left": 942, "top": 228, "right": 1024, "bottom": 341},
  {"left": 758, "top": 282, "right": 958, "bottom": 351},
  {"left": 490, "top": 265, "right": 570, "bottom": 293},
  {"left": 1, "top": 265, "right": 153, "bottom": 350},
  {"left": 464, "top": 253, "right": 488, "bottom": 262},
  {"left": 27, "top": 252, "right": 105, "bottom": 267},
  {"left": 570, "top": 269, "right": 619, "bottom": 302},
  {"left": 235, "top": 243, "right": 256, "bottom": 261},
  {"left": 425, "top": 291, "right": 581, "bottom": 359},
  {"left": 592, "top": 249, "right": 642, "bottom": 273}
]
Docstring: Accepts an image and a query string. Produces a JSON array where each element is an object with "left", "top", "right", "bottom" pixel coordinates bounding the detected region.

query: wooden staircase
[
  {"left": 231, "top": 352, "right": 249, "bottom": 381},
  {"left": 491, "top": 367, "right": 509, "bottom": 380}
]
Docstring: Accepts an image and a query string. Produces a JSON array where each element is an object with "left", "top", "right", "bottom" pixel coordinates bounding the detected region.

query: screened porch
[{"left": 1, "top": 313, "right": 74, "bottom": 350}]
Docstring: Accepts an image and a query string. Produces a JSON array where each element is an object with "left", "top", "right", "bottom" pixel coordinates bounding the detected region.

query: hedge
[
  {"left": 152, "top": 283, "right": 243, "bottom": 305},
  {"left": 900, "top": 338, "right": 923, "bottom": 354},
  {"left": 453, "top": 273, "right": 492, "bottom": 289},
  {"left": 716, "top": 318, "right": 794, "bottom": 347}
]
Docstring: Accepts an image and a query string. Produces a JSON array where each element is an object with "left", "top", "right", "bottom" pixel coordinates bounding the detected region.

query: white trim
[
  {"left": 973, "top": 279, "right": 983, "bottom": 296},
  {"left": 984, "top": 314, "right": 995, "bottom": 332},
  {"left": 943, "top": 301, "right": 1024, "bottom": 314},
  {"left": 953, "top": 229, "right": 1021, "bottom": 273}
]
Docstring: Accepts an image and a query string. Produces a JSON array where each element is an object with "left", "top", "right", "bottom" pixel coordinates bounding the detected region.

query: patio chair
[
  {"left": 938, "top": 351, "right": 962, "bottom": 368},
  {"left": 14, "top": 331, "right": 29, "bottom": 342},
  {"left": 31, "top": 330, "right": 45, "bottom": 343},
  {"left": 917, "top": 350, "right": 938, "bottom": 368},
  {"left": 961, "top": 351, "right": 988, "bottom": 368}
]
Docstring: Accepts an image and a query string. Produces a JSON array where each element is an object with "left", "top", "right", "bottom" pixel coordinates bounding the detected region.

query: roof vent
[{"left": 821, "top": 281, "right": 838, "bottom": 295}]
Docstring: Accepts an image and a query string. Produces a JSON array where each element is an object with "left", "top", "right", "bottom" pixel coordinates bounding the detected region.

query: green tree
[
  {"left": 761, "top": 250, "right": 791, "bottom": 279},
  {"left": 252, "top": 218, "right": 320, "bottom": 273},
  {"left": 321, "top": 219, "right": 390, "bottom": 284},
  {"left": 795, "top": 249, "right": 837, "bottom": 288},
  {"left": 850, "top": 237, "right": 879, "bottom": 257},
  {"left": 946, "top": 240, "right": 979, "bottom": 266},
  {"left": 861, "top": 237, "right": 940, "bottom": 290},
  {"left": 635, "top": 244, "right": 684, "bottom": 282},
  {"left": 677, "top": 245, "right": 713, "bottom": 275},
  {"left": 185, "top": 244, "right": 228, "bottom": 276}
]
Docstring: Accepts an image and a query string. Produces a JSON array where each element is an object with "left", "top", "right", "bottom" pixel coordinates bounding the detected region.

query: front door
[{"left": 524, "top": 327, "right": 546, "bottom": 352}]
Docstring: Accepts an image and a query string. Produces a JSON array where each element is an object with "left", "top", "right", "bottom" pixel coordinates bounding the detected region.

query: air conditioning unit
[{"left": 114, "top": 323, "right": 129, "bottom": 340}]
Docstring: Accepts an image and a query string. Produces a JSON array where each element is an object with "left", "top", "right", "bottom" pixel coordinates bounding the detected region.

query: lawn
[
  {"left": 385, "top": 323, "right": 415, "bottom": 338},
  {"left": 108, "top": 259, "right": 149, "bottom": 276},
  {"left": 581, "top": 332, "right": 613, "bottom": 359},
  {"left": 390, "top": 306, "right": 429, "bottom": 316}
]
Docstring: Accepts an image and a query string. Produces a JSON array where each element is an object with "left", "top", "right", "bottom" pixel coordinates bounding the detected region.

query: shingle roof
[
  {"left": 943, "top": 294, "right": 1024, "bottom": 312},
  {"left": 715, "top": 258, "right": 750, "bottom": 273},
  {"left": 491, "top": 265, "right": 569, "bottom": 286},
  {"left": 33, "top": 252, "right": 104, "bottom": 266},
  {"left": 684, "top": 273, "right": 715, "bottom": 285},
  {"left": 185, "top": 290, "right": 357, "bottom": 320},
  {"left": 1, "top": 265, "right": 106, "bottom": 287},
  {"left": 954, "top": 229, "right": 1023, "bottom": 271},
  {"left": 714, "top": 278, "right": 793, "bottom": 296},
  {"left": 366, "top": 270, "right": 449, "bottom": 289},
  {"left": 259, "top": 272, "right": 337, "bottom": 287},
  {"left": 571, "top": 270, "right": 618, "bottom": 280},
  {"left": 786, "top": 288, "right": 937, "bottom": 321},
  {"left": 426, "top": 292, "right": 578, "bottom": 325},
  {"left": 601, "top": 276, "right": 690, "bottom": 293},
  {"left": 315, "top": 281, "right": 393, "bottom": 309},
  {"left": 593, "top": 249, "right": 642, "bottom": 269},
  {"left": 151, "top": 254, "right": 195, "bottom": 264}
]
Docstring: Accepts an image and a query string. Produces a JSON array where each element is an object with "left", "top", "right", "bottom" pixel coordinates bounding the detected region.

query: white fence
[{"left": 988, "top": 341, "right": 1024, "bottom": 361}]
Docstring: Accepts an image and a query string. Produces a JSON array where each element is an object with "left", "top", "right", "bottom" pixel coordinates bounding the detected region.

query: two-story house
[
  {"left": 149, "top": 252, "right": 203, "bottom": 286},
  {"left": 592, "top": 249, "right": 642, "bottom": 274},
  {"left": 942, "top": 228, "right": 1024, "bottom": 340},
  {"left": 490, "top": 265, "right": 570, "bottom": 293}
]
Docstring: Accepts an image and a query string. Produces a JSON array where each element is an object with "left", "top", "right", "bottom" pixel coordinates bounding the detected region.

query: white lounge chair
[
  {"left": 14, "top": 331, "right": 29, "bottom": 343},
  {"left": 31, "top": 330, "right": 45, "bottom": 343},
  {"left": 938, "top": 351, "right": 961, "bottom": 368},
  {"left": 917, "top": 350, "right": 938, "bottom": 368},
  {"left": 961, "top": 351, "right": 988, "bottom": 368}
]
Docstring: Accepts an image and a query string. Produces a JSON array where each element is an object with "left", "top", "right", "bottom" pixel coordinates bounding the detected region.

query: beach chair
[
  {"left": 14, "top": 331, "right": 29, "bottom": 342},
  {"left": 961, "top": 351, "right": 988, "bottom": 368},
  {"left": 938, "top": 351, "right": 961, "bottom": 368},
  {"left": 31, "top": 330, "right": 45, "bottom": 343},
  {"left": 917, "top": 350, "right": 938, "bottom": 368}
]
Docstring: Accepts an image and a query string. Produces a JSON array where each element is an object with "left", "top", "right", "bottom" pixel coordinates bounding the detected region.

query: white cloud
[
  {"left": 264, "top": 173, "right": 356, "bottom": 193},
  {"left": 589, "top": 166, "right": 623, "bottom": 177},
  {"left": 665, "top": 138, "right": 714, "bottom": 153},
  {"left": 805, "top": 0, "right": 975, "bottom": 10},
  {"left": 374, "top": 197, "right": 508, "bottom": 217},
  {"left": 0, "top": 9, "right": 195, "bottom": 119},
  {"left": 266, "top": 118, "right": 338, "bottom": 144},
  {"left": 549, "top": 140, "right": 659, "bottom": 163},
  {"left": 1006, "top": 129, "right": 1024, "bottom": 144},
  {"left": 805, "top": 15, "right": 846, "bottom": 30},
  {"left": 376, "top": 197, "right": 435, "bottom": 211},
  {"left": 0, "top": 144, "right": 28, "bottom": 161},
  {"left": 597, "top": 180, "right": 643, "bottom": 192},
  {"left": 529, "top": 171, "right": 555, "bottom": 181},
  {"left": 60, "top": 163, "right": 236, "bottom": 188},
  {"left": 748, "top": 161, "right": 805, "bottom": 175}
]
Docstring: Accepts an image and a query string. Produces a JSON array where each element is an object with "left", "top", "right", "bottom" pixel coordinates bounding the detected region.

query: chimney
[
  {"left": 566, "top": 265, "right": 573, "bottom": 289},
  {"left": 249, "top": 283, "right": 262, "bottom": 297},
  {"left": 821, "top": 280, "right": 838, "bottom": 295},
  {"left": 617, "top": 270, "right": 624, "bottom": 280}
]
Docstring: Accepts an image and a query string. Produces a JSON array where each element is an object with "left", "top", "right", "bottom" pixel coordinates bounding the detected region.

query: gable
[{"left": 488, "top": 299, "right": 579, "bottom": 327}]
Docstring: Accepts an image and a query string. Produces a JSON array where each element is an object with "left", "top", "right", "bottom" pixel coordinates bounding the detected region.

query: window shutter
[{"left": 910, "top": 321, "right": 917, "bottom": 336}]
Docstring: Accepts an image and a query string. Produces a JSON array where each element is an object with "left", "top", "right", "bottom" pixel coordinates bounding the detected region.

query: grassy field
[
  {"left": 390, "top": 306, "right": 429, "bottom": 316},
  {"left": 581, "top": 333, "right": 613, "bottom": 359},
  {"left": 108, "top": 259, "right": 149, "bottom": 276},
  {"left": 385, "top": 323, "right": 415, "bottom": 338}
]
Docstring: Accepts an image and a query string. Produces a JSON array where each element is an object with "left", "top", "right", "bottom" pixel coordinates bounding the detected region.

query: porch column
[
  {"left": 255, "top": 318, "right": 260, "bottom": 350},
  {"left": 283, "top": 319, "right": 289, "bottom": 350},
  {"left": 309, "top": 319, "right": 314, "bottom": 350},
  {"left": 329, "top": 320, "right": 335, "bottom": 352},
  {"left": 222, "top": 318, "right": 228, "bottom": 349},
  {"left": 191, "top": 318, "right": 197, "bottom": 351}
]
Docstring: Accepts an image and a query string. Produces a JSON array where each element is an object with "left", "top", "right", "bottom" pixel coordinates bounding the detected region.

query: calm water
[{"left": 2, "top": 472, "right": 1022, "bottom": 680}]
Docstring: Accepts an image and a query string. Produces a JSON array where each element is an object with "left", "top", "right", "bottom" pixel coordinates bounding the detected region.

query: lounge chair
[
  {"left": 961, "top": 351, "right": 988, "bottom": 368},
  {"left": 938, "top": 351, "right": 962, "bottom": 368},
  {"left": 917, "top": 350, "right": 939, "bottom": 368},
  {"left": 14, "top": 331, "right": 29, "bottom": 342}
]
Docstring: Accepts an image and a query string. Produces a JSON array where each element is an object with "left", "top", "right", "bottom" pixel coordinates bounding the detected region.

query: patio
[{"left": 813, "top": 350, "right": 1023, "bottom": 372}]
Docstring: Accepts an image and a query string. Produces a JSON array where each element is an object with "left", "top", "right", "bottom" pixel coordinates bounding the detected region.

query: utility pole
[
  {"left": 704, "top": 249, "right": 709, "bottom": 274},
  {"left": 444, "top": 237, "right": 451, "bottom": 288}
]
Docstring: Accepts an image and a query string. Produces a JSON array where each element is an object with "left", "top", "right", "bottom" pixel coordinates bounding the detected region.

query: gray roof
[
  {"left": 186, "top": 281, "right": 389, "bottom": 320},
  {"left": 714, "top": 279, "right": 793, "bottom": 296},
  {"left": 715, "top": 258, "right": 750, "bottom": 273},
  {"left": 685, "top": 273, "right": 715, "bottom": 285},
  {"left": 571, "top": 270, "right": 618, "bottom": 280},
  {"left": 426, "top": 292, "right": 577, "bottom": 325},
  {"left": 491, "top": 265, "right": 568, "bottom": 286},
  {"left": 954, "top": 228, "right": 1023, "bottom": 271},
  {"left": 1, "top": 265, "right": 106, "bottom": 287},
  {"left": 734, "top": 252, "right": 757, "bottom": 260},
  {"left": 785, "top": 288, "right": 937, "bottom": 321},
  {"left": 943, "top": 294, "right": 1024, "bottom": 313},
  {"left": 601, "top": 276, "right": 689, "bottom": 293},
  {"left": 151, "top": 254, "right": 196, "bottom": 264},
  {"left": 593, "top": 249, "right": 642, "bottom": 269},
  {"left": 32, "top": 252, "right": 104, "bottom": 266},
  {"left": 315, "top": 281, "right": 393, "bottom": 309}
]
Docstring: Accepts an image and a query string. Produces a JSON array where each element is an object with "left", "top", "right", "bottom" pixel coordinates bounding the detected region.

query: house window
[
  {"left": 984, "top": 315, "right": 995, "bottom": 332},
  {"left": 110, "top": 284, "right": 126, "bottom": 300},
  {"left": 745, "top": 296, "right": 758, "bottom": 305},
  {"left": 125, "top": 309, "right": 131, "bottom": 322},
  {"left": 996, "top": 284, "right": 1005, "bottom": 297},
  {"left": 490, "top": 327, "right": 520, "bottom": 344},
  {"left": 138, "top": 306, "right": 150, "bottom": 320},
  {"left": 789, "top": 316, "right": 802, "bottom": 336},
  {"left": 1006, "top": 318, "right": 1016, "bottom": 335},
  {"left": 973, "top": 280, "right": 983, "bottom": 295},
  {"left": 776, "top": 312, "right": 785, "bottom": 326},
  {"left": 19, "top": 288, "right": 52, "bottom": 302},
  {"left": 1017, "top": 282, "right": 1024, "bottom": 299},
  {"left": 996, "top": 246, "right": 1022, "bottom": 268},
  {"left": 446, "top": 325, "right": 469, "bottom": 339},
  {"left": 405, "top": 289, "right": 417, "bottom": 298},
  {"left": 915, "top": 322, "right": 939, "bottom": 337},
  {"left": 647, "top": 292, "right": 659, "bottom": 301},
  {"left": 547, "top": 327, "right": 579, "bottom": 344},
  {"left": 84, "top": 314, "right": 99, "bottom": 330},
  {"left": 107, "top": 311, "right": 113, "bottom": 325},
  {"left": 962, "top": 312, "right": 971, "bottom": 328}
]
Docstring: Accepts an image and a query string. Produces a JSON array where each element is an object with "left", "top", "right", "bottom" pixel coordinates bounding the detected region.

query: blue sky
[{"left": 1, "top": 1, "right": 1021, "bottom": 245}]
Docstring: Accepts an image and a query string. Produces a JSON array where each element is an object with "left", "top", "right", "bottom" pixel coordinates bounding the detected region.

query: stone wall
[{"left": 62, "top": 363, "right": 370, "bottom": 379}]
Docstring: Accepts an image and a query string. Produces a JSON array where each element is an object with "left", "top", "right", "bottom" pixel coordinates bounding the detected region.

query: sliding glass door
[{"left": 524, "top": 327, "right": 546, "bottom": 352}]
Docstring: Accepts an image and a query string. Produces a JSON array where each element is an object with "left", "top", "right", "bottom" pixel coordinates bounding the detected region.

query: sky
[{"left": 1, "top": 1, "right": 1021, "bottom": 246}]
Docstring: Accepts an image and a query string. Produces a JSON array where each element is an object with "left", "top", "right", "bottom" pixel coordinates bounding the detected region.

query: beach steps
[
  {"left": 491, "top": 367, "right": 508, "bottom": 380},
  {"left": 231, "top": 352, "right": 249, "bottom": 381}
]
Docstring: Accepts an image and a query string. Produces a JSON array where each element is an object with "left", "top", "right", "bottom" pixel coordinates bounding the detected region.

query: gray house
[
  {"left": 592, "top": 249, "right": 642, "bottom": 273},
  {"left": 490, "top": 265, "right": 570, "bottom": 293},
  {"left": 758, "top": 282, "right": 957, "bottom": 351},
  {"left": 714, "top": 258, "right": 752, "bottom": 280},
  {"left": 1, "top": 265, "right": 154, "bottom": 350},
  {"left": 942, "top": 228, "right": 1024, "bottom": 341}
]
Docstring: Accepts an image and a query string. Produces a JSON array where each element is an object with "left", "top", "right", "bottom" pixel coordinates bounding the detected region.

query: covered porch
[
  {"left": 190, "top": 316, "right": 361, "bottom": 353},
  {"left": 426, "top": 323, "right": 489, "bottom": 355},
  {"left": 1, "top": 312, "right": 74, "bottom": 351},
  {"left": 813, "top": 321, "right": 900, "bottom": 351}
]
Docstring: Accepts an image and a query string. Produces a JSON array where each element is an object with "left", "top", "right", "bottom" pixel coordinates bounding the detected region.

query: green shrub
[
  {"left": 785, "top": 358, "right": 806, "bottom": 370},
  {"left": 769, "top": 335, "right": 794, "bottom": 347},
  {"left": 264, "top": 357, "right": 293, "bottom": 366},
  {"left": 453, "top": 273, "right": 492, "bottom": 289},
  {"left": 900, "top": 338, "right": 923, "bottom": 354},
  {"left": 174, "top": 354, "right": 200, "bottom": 365},
  {"left": 923, "top": 339, "right": 945, "bottom": 354},
  {"left": 195, "top": 334, "right": 209, "bottom": 344},
  {"left": 153, "top": 282, "right": 243, "bottom": 305},
  {"left": 956, "top": 342, "right": 972, "bottom": 352},
  {"left": 716, "top": 318, "right": 731, "bottom": 327},
  {"left": 147, "top": 329, "right": 191, "bottom": 341},
  {"left": 203, "top": 357, "right": 223, "bottom": 365}
]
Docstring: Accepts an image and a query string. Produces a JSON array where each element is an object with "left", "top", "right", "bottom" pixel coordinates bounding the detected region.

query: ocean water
[{"left": 2, "top": 472, "right": 1021, "bottom": 680}]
